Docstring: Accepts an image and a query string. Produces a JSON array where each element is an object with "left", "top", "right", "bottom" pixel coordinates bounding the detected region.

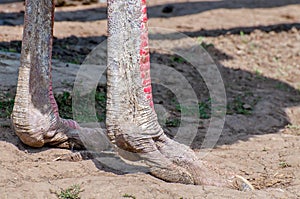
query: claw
[
  {"left": 230, "top": 175, "right": 255, "bottom": 191},
  {"left": 53, "top": 152, "right": 83, "bottom": 162}
]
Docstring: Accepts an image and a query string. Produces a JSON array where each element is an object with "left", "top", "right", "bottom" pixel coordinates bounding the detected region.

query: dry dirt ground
[{"left": 0, "top": 0, "right": 300, "bottom": 198}]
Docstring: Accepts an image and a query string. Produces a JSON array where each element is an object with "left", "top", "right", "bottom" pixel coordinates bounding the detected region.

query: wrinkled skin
[
  {"left": 11, "top": 0, "right": 82, "bottom": 148},
  {"left": 11, "top": 0, "right": 253, "bottom": 190}
]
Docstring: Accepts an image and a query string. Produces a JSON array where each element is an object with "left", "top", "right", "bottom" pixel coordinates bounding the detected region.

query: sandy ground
[{"left": 0, "top": 0, "right": 300, "bottom": 198}]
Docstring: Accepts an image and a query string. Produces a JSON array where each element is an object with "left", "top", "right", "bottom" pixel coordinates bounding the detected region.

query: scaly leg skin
[
  {"left": 106, "top": 0, "right": 254, "bottom": 190},
  {"left": 11, "top": 0, "right": 84, "bottom": 149}
]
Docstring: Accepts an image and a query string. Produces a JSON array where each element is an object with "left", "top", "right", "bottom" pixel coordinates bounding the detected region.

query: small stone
[
  {"left": 236, "top": 45, "right": 245, "bottom": 50},
  {"left": 236, "top": 50, "right": 244, "bottom": 55},
  {"left": 242, "top": 104, "right": 252, "bottom": 110}
]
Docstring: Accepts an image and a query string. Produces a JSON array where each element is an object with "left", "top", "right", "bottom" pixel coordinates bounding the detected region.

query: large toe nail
[{"left": 230, "top": 175, "right": 255, "bottom": 191}]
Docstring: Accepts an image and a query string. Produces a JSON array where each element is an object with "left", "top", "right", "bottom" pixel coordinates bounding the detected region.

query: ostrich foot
[
  {"left": 11, "top": 116, "right": 83, "bottom": 149},
  {"left": 11, "top": 106, "right": 105, "bottom": 149},
  {"left": 113, "top": 124, "right": 254, "bottom": 190}
]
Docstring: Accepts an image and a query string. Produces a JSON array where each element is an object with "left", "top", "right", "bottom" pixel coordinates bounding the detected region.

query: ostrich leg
[
  {"left": 11, "top": 0, "right": 83, "bottom": 148},
  {"left": 106, "top": 0, "right": 248, "bottom": 187},
  {"left": 11, "top": 0, "right": 253, "bottom": 189}
]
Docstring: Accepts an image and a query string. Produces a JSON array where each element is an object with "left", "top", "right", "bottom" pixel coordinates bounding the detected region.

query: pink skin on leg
[
  {"left": 49, "top": 67, "right": 79, "bottom": 129},
  {"left": 39, "top": 0, "right": 79, "bottom": 130},
  {"left": 49, "top": 83, "right": 77, "bottom": 128},
  {"left": 139, "top": 0, "right": 154, "bottom": 108}
]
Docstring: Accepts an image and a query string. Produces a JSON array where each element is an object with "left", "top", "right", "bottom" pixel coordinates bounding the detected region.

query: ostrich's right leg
[
  {"left": 11, "top": 0, "right": 82, "bottom": 148},
  {"left": 106, "top": 0, "right": 254, "bottom": 190}
]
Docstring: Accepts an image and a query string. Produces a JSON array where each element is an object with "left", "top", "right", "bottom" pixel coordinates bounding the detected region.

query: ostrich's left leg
[{"left": 11, "top": 0, "right": 83, "bottom": 148}]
